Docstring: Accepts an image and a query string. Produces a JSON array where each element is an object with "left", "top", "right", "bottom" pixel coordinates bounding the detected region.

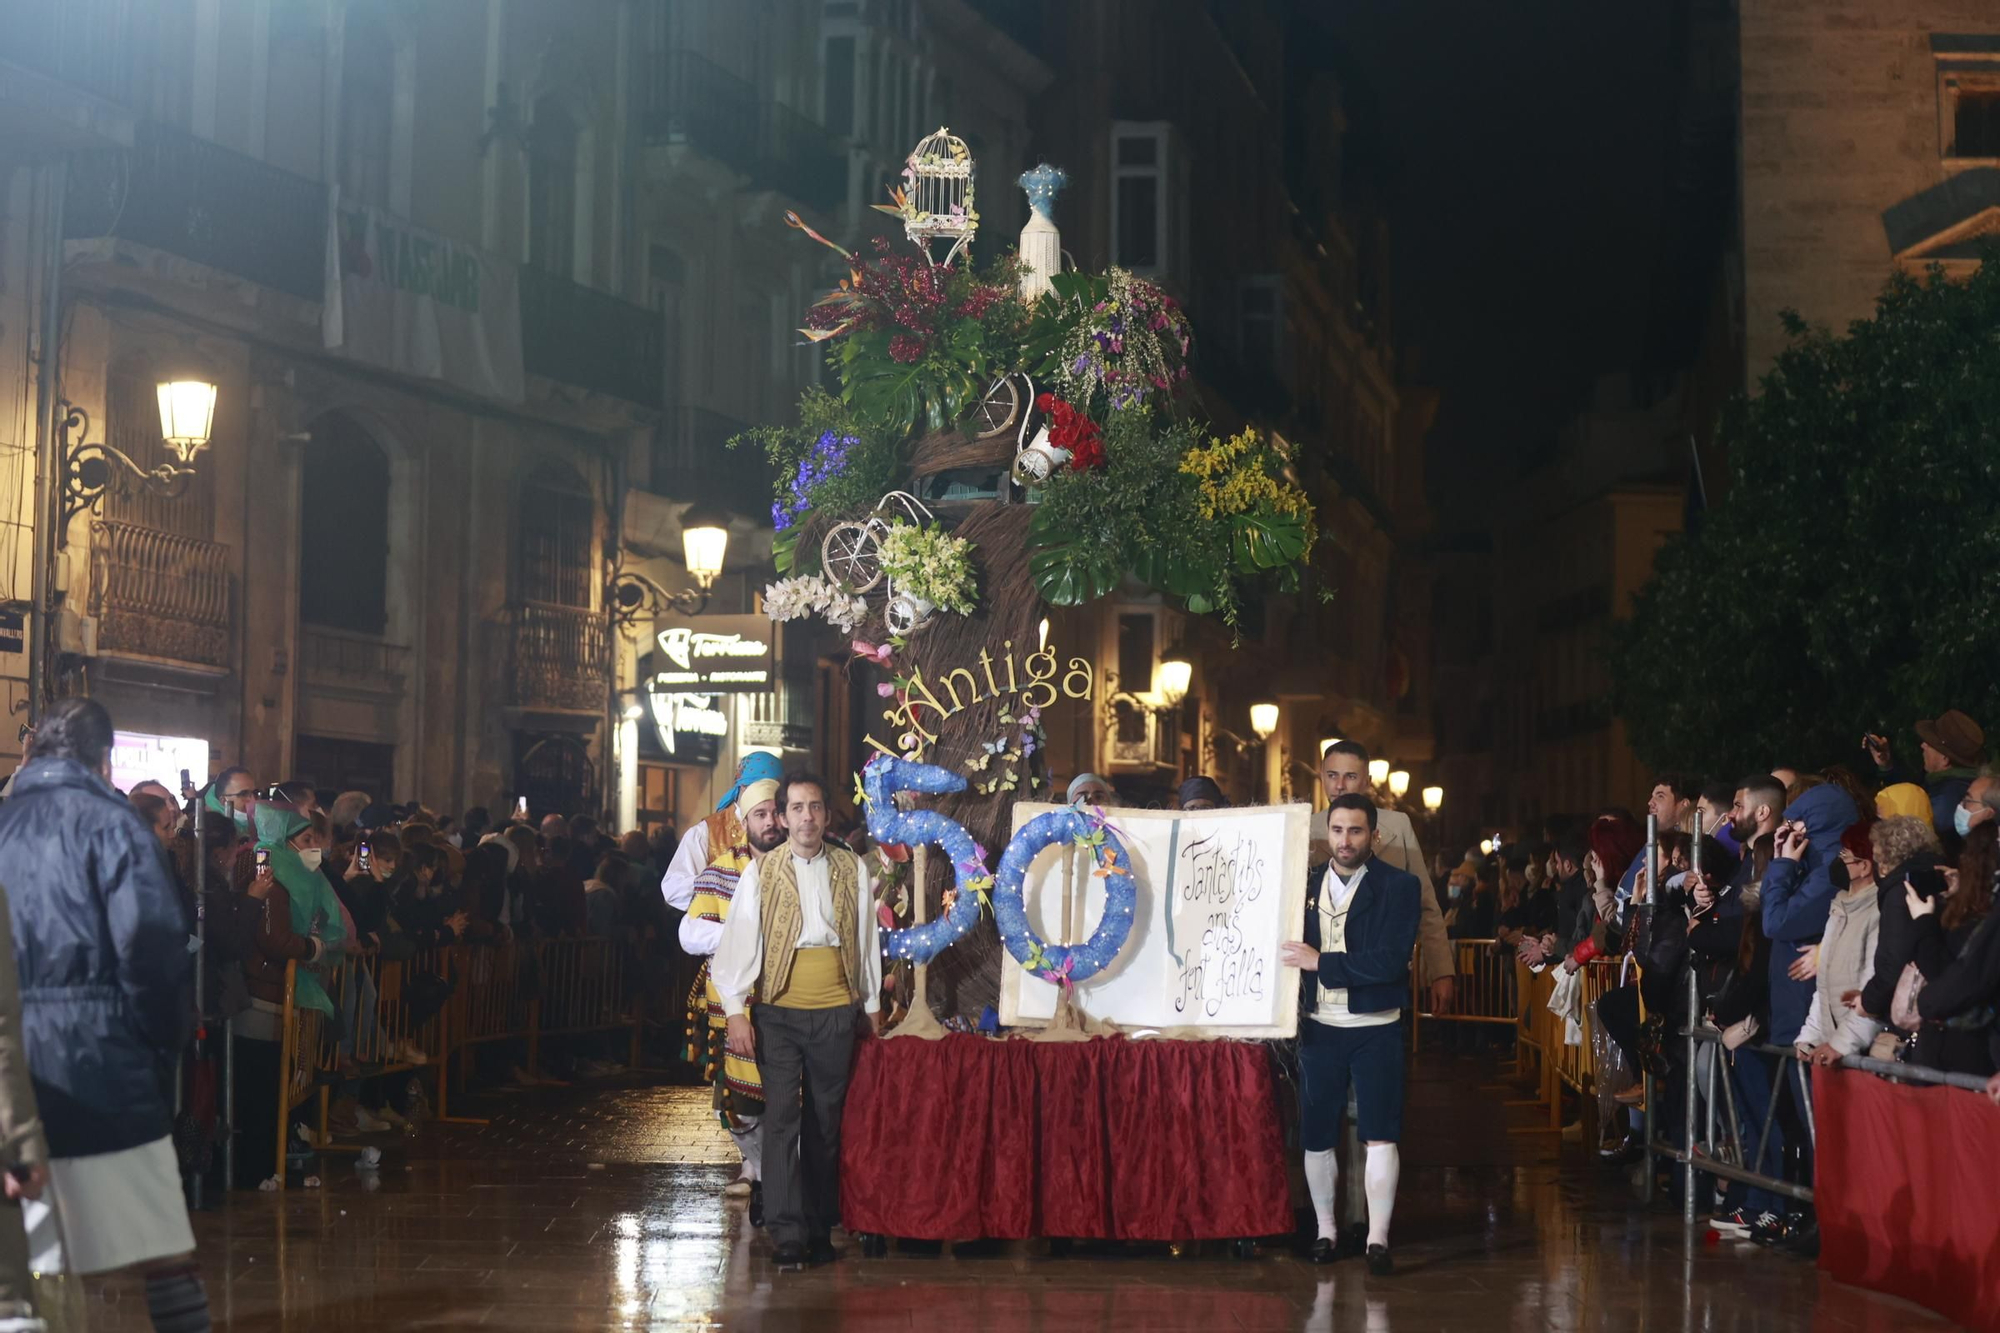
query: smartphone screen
[
  {"left": 515, "top": 796, "right": 529, "bottom": 818},
  {"left": 358, "top": 843, "right": 372, "bottom": 872},
  {"left": 255, "top": 847, "right": 271, "bottom": 872}
]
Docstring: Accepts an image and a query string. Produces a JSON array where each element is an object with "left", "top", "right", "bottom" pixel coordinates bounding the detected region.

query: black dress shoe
[
  {"left": 859, "top": 1232, "right": 889, "bottom": 1258},
  {"left": 1366, "top": 1244, "right": 1393, "bottom": 1276},
  {"left": 807, "top": 1235, "right": 838, "bottom": 1266},
  {"left": 772, "top": 1240, "right": 807, "bottom": 1269},
  {"left": 1310, "top": 1237, "right": 1339, "bottom": 1264},
  {"left": 748, "top": 1182, "right": 764, "bottom": 1229}
]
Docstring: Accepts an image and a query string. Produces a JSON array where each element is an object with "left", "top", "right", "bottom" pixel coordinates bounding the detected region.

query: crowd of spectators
[{"left": 1452, "top": 710, "right": 2000, "bottom": 1257}]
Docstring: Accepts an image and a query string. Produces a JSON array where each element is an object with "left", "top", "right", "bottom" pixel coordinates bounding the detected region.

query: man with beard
[
  {"left": 1281, "top": 794, "right": 1423, "bottom": 1277},
  {"left": 662, "top": 752, "right": 787, "bottom": 1215},
  {"left": 1313, "top": 742, "right": 1455, "bottom": 1013}
]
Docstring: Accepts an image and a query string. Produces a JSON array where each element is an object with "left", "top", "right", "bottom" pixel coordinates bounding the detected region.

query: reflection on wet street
[{"left": 74, "top": 1053, "right": 1948, "bottom": 1331}]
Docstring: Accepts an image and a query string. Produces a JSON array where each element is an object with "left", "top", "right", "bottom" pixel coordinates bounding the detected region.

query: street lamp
[
  {"left": 1367, "top": 758, "right": 1390, "bottom": 787},
  {"left": 680, "top": 502, "right": 731, "bottom": 594},
  {"left": 1421, "top": 785, "right": 1444, "bottom": 813},
  {"left": 1388, "top": 769, "right": 1411, "bottom": 798},
  {"left": 58, "top": 371, "right": 221, "bottom": 543},
  {"left": 1155, "top": 639, "right": 1192, "bottom": 709},
  {"left": 1249, "top": 702, "right": 1279, "bottom": 740}
]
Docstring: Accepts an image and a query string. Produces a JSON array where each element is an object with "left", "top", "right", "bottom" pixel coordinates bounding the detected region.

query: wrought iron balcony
[
  {"left": 89, "top": 519, "right": 232, "bottom": 669},
  {"left": 646, "top": 50, "right": 845, "bottom": 213},
  {"left": 299, "top": 626, "right": 411, "bottom": 698},
  {"left": 646, "top": 50, "right": 761, "bottom": 176},
  {"left": 651, "top": 406, "right": 770, "bottom": 520},
  {"left": 755, "top": 101, "right": 845, "bottom": 213},
  {"left": 65, "top": 120, "right": 324, "bottom": 301},
  {"left": 509, "top": 600, "right": 609, "bottom": 713},
  {"left": 519, "top": 265, "right": 665, "bottom": 407}
]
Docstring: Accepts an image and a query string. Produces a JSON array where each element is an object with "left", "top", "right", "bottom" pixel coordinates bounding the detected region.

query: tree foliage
[{"left": 1611, "top": 254, "right": 2000, "bottom": 777}]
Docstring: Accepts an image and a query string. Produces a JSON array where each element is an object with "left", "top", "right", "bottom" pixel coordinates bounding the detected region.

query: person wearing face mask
[
  {"left": 253, "top": 804, "right": 346, "bottom": 1021},
  {"left": 1796, "top": 821, "right": 1888, "bottom": 1068},
  {"left": 0, "top": 697, "right": 216, "bottom": 1328}
]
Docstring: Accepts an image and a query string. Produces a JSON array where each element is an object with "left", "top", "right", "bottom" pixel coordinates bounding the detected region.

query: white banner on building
[
  {"left": 999, "top": 801, "right": 1311, "bottom": 1039},
  {"left": 323, "top": 202, "right": 524, "bottom": 403}
]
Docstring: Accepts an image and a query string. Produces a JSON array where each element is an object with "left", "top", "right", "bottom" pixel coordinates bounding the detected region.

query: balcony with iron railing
[
  {"left": 509, "top": 600, "right": 609, "bottom": 713},
  {"left": 64, "top": 121, "right": 665, "bottom": 407},
  {"left": 741, "top": 678, "right": 814, "bottom": 752},
  {"left": 89, "top": 519, "right": 232, "bottom": 669},
  {"left": 65, "top": 119, "right": 324, "bottom": 300},
  {"left": 645, "top": 49, "right": 846, "bottom": 213},
  {"left": 299, "top": 626, "right": 412, "bottom": 698},
  {"left": 519, "top": 264, "right": 665, "bottom": 407},
  {"left": 650, "top": 406, "right": 771, "bottom": 519}
]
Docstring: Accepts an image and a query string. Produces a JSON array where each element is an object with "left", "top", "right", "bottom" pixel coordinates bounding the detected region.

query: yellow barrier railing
[
  {"left": 269, "top": 936, "right": 644, "bottom": 1188},
  {"left": 1409, "top": 939, "right": 1519, "bottom": 1051}
]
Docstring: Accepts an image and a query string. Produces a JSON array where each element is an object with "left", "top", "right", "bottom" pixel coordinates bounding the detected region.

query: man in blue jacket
[
  {"left": 1751, "top": 781, "right": 1858, "bottom": 1248},
  {"left": 1281, "top": 793, "right": 1423, "bottom": 1277},
  {"left": 0, "top": 697, "right": 211, "bottom": 1331}
]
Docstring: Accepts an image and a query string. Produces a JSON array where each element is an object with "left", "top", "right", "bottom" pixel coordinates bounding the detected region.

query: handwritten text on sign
[
  {"left": 1000, "top": 802, "right": 1309, "bottom": 1039},
  {"left": 1170, "top": 824, "right": 1273, "bottom": 1022}
]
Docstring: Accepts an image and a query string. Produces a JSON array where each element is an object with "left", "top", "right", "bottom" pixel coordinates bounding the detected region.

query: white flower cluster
[{"left": 763, "top": 575, "right": 868, "bottom": 634}]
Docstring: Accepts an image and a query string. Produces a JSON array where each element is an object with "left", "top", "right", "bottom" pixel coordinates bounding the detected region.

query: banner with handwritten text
[{"left": 999, "top": 802, "right": 1310, "bottom": 1038}]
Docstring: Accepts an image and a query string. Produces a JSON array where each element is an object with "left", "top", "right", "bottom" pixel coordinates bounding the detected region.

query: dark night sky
[{"left": 1310, "top": 0, "right": 1687, "bottom": 515}]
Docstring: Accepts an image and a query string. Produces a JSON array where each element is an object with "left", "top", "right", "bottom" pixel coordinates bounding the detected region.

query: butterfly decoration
[
  {"left": 852, "top": 773, "right": 872, "bottom": 811},
  {"left": 1092, "top": 846, "right": 1124, "bottom": 879},
  {"left": 975, "top": 771, "right": 1020, "bottom": 796}
]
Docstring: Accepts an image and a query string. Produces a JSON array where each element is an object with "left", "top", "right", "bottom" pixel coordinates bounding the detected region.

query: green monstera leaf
[
  {"left": 1231, "top": 508, "right": 1310, "bottom": 570},
  {"left": 1027, "top": 504, "right": 1122, "bottom": 606},
  {"left": 772, "top": 527, "right": 801, "bottom": 576},
  {"left": 1130, "top": 544, "right": 1222, "bottom": 600}
]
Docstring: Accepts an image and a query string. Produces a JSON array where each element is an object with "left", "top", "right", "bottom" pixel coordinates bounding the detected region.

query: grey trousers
[{"left": 752, "top": 1003, "right": 860, "bottom": 1248}]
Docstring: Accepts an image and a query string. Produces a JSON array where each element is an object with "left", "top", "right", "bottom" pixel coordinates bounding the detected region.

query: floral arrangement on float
[{"left": 738, "top": 130, "right": 1317, "bottom": 639}]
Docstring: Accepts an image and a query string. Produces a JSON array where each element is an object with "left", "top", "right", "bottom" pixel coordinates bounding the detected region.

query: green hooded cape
[{"left": 254, "top": 803, "right": 346, "bottom": 1015}]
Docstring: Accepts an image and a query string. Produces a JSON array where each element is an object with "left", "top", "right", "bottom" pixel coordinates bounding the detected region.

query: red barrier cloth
[
  {"left": 1813, "top": 1064, "right": 2000, "bottom": 1332},
  {"left": 840, "top": 1033, "right": 1294, "bottom": 1241}
]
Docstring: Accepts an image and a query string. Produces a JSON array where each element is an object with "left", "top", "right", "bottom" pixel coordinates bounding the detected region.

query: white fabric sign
[
  {"left": 323, "top": 202, "right": 525, "bottom": 403},
  {"left": 999, "top": 802, "right": 1311, "bottom": 1038}
]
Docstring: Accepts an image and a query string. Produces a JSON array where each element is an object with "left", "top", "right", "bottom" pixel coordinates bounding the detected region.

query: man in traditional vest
[
  {"left": 661, "top": 751, "right": 787, "bottom": 1209},
  {"left": 1282, "top": 793, "right": 1422, "bottom": 1276},
  {"left": 713, "top": 770, "right": 882, "bottom": 1269}
]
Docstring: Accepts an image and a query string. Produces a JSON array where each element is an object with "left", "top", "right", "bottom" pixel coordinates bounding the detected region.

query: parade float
[{"left": 740, "top": 132, "right": 1320, "bottom": 1245}]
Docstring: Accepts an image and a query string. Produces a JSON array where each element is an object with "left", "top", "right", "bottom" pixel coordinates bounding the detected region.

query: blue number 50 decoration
[{"left": 862, "top": 755, "right": 1138, "bottom": 986}]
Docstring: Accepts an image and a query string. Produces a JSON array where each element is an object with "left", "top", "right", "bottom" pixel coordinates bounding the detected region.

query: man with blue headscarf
[{"left": 661, "top": 751, "right": 787, "bottom": 1212}]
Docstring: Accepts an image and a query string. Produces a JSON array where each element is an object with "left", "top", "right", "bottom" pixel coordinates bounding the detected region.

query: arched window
[
  {"left": 527, "top": 96, "right": 578, "bottom": 275},
  {"left": 339, "top": 2, "right": 396, "bottom": 206},
  {"left": 518, "top": 462, "right": 593, "bottom": 608},
  {"left": 299, "top": 413, "right": 390, "bottom": 634}
]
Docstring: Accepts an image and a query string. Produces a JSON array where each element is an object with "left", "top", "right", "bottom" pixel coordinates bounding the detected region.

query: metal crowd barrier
[
  {"left": 1408, "top": 939, "right": 1519, "bottom": 1051},
  {"left": 265, "top": 936, "right": 645, "bottom": 1189},
  {"left": 1641, "top": 968, "right": 1994, "bottom": 1223}
]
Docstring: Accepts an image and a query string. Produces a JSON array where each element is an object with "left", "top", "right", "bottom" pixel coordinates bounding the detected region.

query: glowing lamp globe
[
  {"left": 156, "top": 378, "right": 218, "bottom": 463},
  {"left": 680, "top": 504, "right": 731, "bottom": 590}
]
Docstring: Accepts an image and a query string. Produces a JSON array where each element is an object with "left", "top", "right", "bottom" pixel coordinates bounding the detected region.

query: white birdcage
[{"left": 901, "top": 127, "right": 977, "bottom": 266}]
